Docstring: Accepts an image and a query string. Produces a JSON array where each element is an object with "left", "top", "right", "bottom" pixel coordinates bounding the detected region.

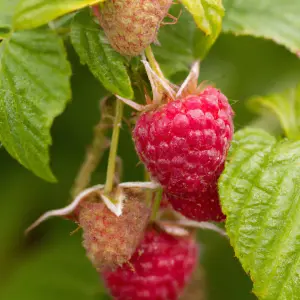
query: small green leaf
[
  {"left": 248, "top": 85, "right": 300, "bottom": 140},
  {"left": 0, "top": 29, "right": 71, "bottom": 181},
  {"left": 223, "top": 0, "right": 300, "bottom": 56},
  {"left": 154, "top": 2, "right": 223, "bottom": 75},
  {"left": 180, "top": 0, "right": 224, "bottom": 35},
  {"left": 153, "top": 6, "right": 195, "bottom": 77},
  {"left": 180, "top": 0, "right": 224, "bottom": 58},
  {"left": 219, "top": 128, "right": 300, "bottom": 300},
  {"left": 71, "top": 9, "right": 133, "bottom": 99},
  {"left": 13, "top": 0, "right": 104, "bottom": 30}
]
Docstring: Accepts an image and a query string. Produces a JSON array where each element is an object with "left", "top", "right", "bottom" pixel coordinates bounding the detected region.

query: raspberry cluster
[
  {"left": 26, "top": 3, "right": 235, "bottom": 299},
  {"left": 79, "top": 87, "right": 233, "bottom": 299}
]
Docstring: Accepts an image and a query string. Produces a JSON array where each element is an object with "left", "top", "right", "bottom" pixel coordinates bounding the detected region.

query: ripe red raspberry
[
  {"left": 93, "top": 0, "right": 172, "bottom": 56},
  {"left": 133, "top": 87, "right": 234, "bottom": 197},
  {"left": 165, "top": 162, "right": 226, "bottom": 222},
  {"left": 164, "top": 182, "right": 225, "bottom": 222},
  {"left": 78, "top": 195, "right": 151, "bottom": 270},
  {"left": 102, "top": 227, "right": 199, "bottom": 299}
]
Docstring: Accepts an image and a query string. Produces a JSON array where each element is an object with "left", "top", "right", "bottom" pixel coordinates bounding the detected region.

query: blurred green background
[{"left": 1, "top": 29, "right": 300, "bottom": 300}]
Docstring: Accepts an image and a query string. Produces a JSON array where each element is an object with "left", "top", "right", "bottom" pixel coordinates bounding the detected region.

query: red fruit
[
  {"left": 164, "top": 182, "right": 225, "bottom": 222},
  {"left": 133, "top": 87, "right": 234, "bottom": 197},
  {"left": 79, "top": 194, "right": 151, "bottom": 270},
  {"left": 102, "top": 227, "right": 199, "bottom": 300},
  {"left": 165, "top": 162, "right": 226, "bottom": 222}
]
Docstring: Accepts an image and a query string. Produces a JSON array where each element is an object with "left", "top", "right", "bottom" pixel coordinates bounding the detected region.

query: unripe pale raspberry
[
  {"left": 102, "top": 227, "right": 199, "bottom": 299},
  {"left": 79, "top": 194, "right": 151, "bottom": 270},
  {"left": 93, "top": 0, "right": 173, "bottom": 56},
  {"left": 133, "top": 87, "right": 234, "bottom": 197}
]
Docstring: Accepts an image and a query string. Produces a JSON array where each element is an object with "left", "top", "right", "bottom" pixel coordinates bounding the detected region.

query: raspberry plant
[{"left": 1, "top": 1, "right": 300, "bottom": 300}]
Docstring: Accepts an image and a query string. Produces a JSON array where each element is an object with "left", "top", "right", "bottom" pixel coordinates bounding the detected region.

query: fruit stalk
[
  {"left": 71, "top": 99, "right": 111, "bottom": 198},
  {"left": 144, "top": 46, "right": 164, "bottom": 79},
  {"left": 104, "top": 99, "right": 124, "bottom": 194},
  {"left": 144, "top": 168, "right": 153, "bottom": 207},
  {"left": 151, "top": 188, "right": 162, "bottom": 220}
]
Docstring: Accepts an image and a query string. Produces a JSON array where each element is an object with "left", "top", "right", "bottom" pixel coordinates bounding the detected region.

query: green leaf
[
  {"left": 0, "top": 29, "right": 71, "bottom": 181},
  {"left": 219, "top": 128, "right": 300, "bottom": 300},
  {"left": 154, "top": 2, "right": 224, "bottom": 77},
  {"left": 180, "top": 0, "right": 224, "bottom": 58},
  {"left": 13, "top": 0, "right": 104, "bottom": 30},
  {"left": 180, "top": 0, "right": 224, "bottom": 35},
  {"left": 248, "top": 85, "right": 300, "bottom": 140},
  {"left": 153, "top": 6, "right": 195, "bottom": 77},
  {"left": 223, "top": 0, "right": 300, "bottom": 56},
  {"left": 71, "top": 9, "right": 133, "bottom": 99},
  {"left": 0, "top": 0, "right": 18, "bottom": 38}
]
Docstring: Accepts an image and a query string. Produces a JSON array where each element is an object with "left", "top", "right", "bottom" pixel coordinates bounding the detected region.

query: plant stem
[
  {"left": 151, "top": 188, "right": 162, "bottom": 221},
  {"left": 145, "top": 46, "right": 164, "bottom": 79},
  {"left": 104, "top": 99, "right": 124, "bottom": 194},
  {"left": 71, "top": 99, "right": 111, "bottom": 198},
  {"left": 144, "top": 168, "right": 153, "bottom": 207}
]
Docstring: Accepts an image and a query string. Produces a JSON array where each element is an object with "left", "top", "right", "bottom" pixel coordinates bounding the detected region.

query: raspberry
[
  {"left": 133, "top": 87, "right": 234, "bottom": 197},
  {"left": 102, "top": 227, "right": 199, "bottom": 300},
  {"left": 79, "top": 195, "right": 151, "bottom": 270},
  {"left": 164, "top": 183, "right": 226, "bottom": 222},
  {"left": 92, "top": 0, "right": 172, "bottom": 56},
  {"left": 165, "top": 162, "right": 226, "bottom": 222}
]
